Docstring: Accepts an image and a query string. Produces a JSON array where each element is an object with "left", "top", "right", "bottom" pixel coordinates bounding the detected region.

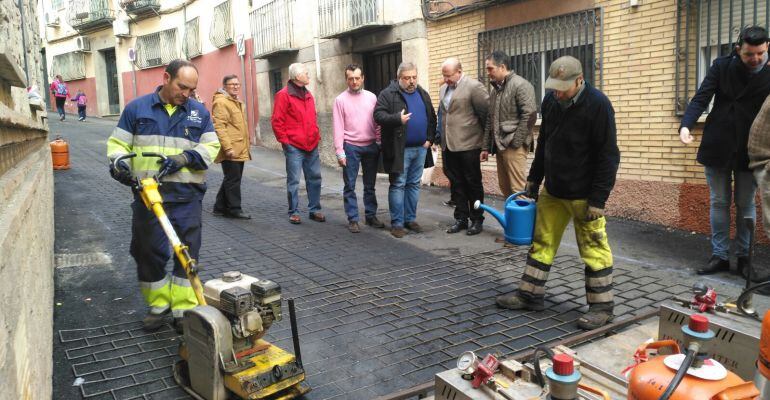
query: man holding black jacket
[{"left": 496, "top": 56, "right": 620, "bottom": 331}]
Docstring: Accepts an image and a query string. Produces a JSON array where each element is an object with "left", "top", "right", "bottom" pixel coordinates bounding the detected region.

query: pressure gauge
[{"left": 457, "top": 351, "right": 478, "bottom": 373}]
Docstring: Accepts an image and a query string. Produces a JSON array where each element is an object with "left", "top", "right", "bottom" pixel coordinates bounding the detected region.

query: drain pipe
[
  {"left": 312, "top": 0, "right": 322, "bottom": 84},
  {"left": 17, "top": 0, "right": 30, "bottom": 85}
]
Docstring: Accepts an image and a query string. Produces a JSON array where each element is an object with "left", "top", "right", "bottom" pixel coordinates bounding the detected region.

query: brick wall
[{"left": 0, "top": 1, "right": 54, "bottom": 399}]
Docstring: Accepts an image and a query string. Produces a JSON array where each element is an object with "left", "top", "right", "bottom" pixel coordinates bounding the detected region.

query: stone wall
[{"left": 0, "top": 0, "right": 54, "bottom": 399}]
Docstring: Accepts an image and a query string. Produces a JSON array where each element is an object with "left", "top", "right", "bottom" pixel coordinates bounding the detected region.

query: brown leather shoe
[
  {"left": 365, "top": 216, "right": 385, "bottom": 228},
  {"left": 309, "top": 212, "right": 326, "bottom": 222},
  {"left": 390, "top": 227, "right": 407, "bottom": 238},
  {"left": 404, "top": 221, "right": 422, "bottom": 233}
]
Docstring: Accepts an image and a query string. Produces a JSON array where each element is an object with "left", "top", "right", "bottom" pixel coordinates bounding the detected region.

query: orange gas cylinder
[
  {"left": 627, "top": 350, "right": 757, "bottom": 400},
  {"left": 50, "top": 136, "right": 70, "bottom": 170}
]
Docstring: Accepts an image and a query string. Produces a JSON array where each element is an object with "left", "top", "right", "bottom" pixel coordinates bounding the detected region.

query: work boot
[
  {"left": 404, "top": 221, "right": 422, "bottom": 233},
  {"left": 495, "top": 292, "right": 545, "bottom": 311},
  {"left": 348, "top": 221, "right": 361, "bottom": 233},
  {"left": 173, "top": 317, "right": 184, "bottom": 335},
  {"left": 696, "top": 256, "right": 729, "bottom": 275},
  {"left": 577, "top": 306, "right": 614, "bottom": 330},
  {"left": 446, "top": 219, "right": 468, "bottom": 233},
  {"left": 466, "top": 220, "right": 483, "bottom": 236},
  {"left": 365, "top": 216, "right": 385, "bottom": 228},
  {"left": 142, "top": 309, "right": 169, "bottom": 332}
]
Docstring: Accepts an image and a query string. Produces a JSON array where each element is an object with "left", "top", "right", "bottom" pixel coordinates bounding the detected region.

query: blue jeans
[
  {"left": 342, "top": 142, "right": 379, "bottom": 222},
  {"left": 388, "top": 146, "right": 426, "bottom": 228},
  {"left": 704, "top": 166, "right": 757, "bottom": 259},
  {"left": 77, "top": 105, "right": 86, "bottom": 120},
  {"left": 55, "top": 97, "right": 66, "bottom": 118},
  {"left": 284, "top": 144, "right": 322, "bottom": 216}
]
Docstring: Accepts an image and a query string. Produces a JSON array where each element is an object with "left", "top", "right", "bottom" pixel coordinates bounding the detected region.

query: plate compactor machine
[{"left": 112, "top": 153, "right": 310, "bottom": 400}]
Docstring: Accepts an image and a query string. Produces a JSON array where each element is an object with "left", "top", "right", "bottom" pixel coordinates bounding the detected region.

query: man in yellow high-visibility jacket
[{"left": 107, "top": 59, "right": 221, "bottom": 332}]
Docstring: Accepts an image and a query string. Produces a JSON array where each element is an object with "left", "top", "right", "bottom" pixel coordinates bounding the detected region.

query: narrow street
[{"left": 50, "top": 114, "right": 765, "bottom": 399}]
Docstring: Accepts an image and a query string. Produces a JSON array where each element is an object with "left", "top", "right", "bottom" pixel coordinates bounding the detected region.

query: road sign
[{"left": 236, "top": 34, "right": 245, "bottom": 56}]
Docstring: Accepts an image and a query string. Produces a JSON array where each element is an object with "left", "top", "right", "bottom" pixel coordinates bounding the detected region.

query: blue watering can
[{"left": 474, "top": 191, "right": 536, "bottom": 245}]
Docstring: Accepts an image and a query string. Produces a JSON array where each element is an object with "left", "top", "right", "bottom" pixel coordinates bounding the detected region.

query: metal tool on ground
[
  {"left": 111, "top": 152, "right": 309, "bottom": 400},
  {"left": 474, "top": 191, "right": 536, "bottom": 245}
]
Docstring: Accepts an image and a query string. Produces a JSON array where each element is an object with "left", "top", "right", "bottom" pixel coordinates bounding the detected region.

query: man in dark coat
[
  {"left": 679, "top": 26, "right": 770, "bottom": 276},
  {"left": 374, "top": 62, "right": 437, "bottom": 238}
]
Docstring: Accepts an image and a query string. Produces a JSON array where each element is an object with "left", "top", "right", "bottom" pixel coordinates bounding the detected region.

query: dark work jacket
[
  {"left": 528, "top": 84, "right": 620, "bottom": 209},
  {"left": 373, "top": 81, "right": 437, "bottom": 173},
  {"left": 680, "top": 53, "right": 770, "bottom": 170}
]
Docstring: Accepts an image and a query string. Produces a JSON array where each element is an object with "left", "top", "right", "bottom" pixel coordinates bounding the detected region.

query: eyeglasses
[{"left": 226, "top": 83, "right": 241, "bottom": 87}]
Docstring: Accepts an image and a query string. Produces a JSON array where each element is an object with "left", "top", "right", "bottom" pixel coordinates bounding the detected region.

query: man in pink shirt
[{"left": 333, "top": 64, "right": 385, "bottom": 233}]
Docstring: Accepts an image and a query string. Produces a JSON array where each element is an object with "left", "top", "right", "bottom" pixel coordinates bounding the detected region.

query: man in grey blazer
[{"left": 439, "top": 58, "right": 490, "bottom": 235}]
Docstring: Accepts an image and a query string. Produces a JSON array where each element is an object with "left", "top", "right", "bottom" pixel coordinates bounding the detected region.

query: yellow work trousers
[{"left": 518, "top": 189, "right": 614, "bottom": 307}]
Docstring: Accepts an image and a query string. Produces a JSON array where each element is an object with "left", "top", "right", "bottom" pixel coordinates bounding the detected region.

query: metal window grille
[
  {"left": 270, "top": 69, "right": 283, "bottom": 95},
  {"left": 675, "top": 0, "right": 769, "bottom": 115},
  {"left": 250, "top": 0, "right": 294, "bottom": 57},
  {"left": 51, "top": 0, "right": 64, "bottom": 9},
  {"left": 318, "top": 0, "right": 382, "bottom": 37},
  {"left": 51, "top": 52, "right": 86, "bottom": 81},
  {"left": 210, "top": 1, "right": 233, "bottom": 48},
  {"left": 67, "top": 0, "right": 114, "bottom": 28},
  {"left": 135, "top": 28, "right": 179, "bottom": 69},
  {"left": 477, "top": 9, "right": 601, "bottom": 112},
  {"left": 185, "top": 17, "right": 201, "bottom": 59}
]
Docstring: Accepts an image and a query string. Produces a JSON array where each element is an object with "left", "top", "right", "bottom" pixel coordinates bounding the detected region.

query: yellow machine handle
[{"left": 138, "top": 176, "right": 207, "bottom": 306}]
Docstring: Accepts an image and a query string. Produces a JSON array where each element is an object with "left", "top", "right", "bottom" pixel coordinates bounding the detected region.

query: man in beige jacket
[
  {"left": 439, "top": 58, "right": 490, "bottom": 235},
  {"left": 749, "top": 95, "right": 770, "bottom": 243},
  {"left": 482, "top": 50, "right": 537, "bottom": 198},
  {"left": 212, "top": 74, "right": 252, "bottom": 219}
]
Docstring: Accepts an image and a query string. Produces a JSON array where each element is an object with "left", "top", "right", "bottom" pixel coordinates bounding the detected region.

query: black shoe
[
  {"left": 696, "top": 256, "right": 730, "bottom": 275},
  {"left": 212, "top": 209, "right": 226, "bottom": 217},
  {"left": 446, "top": 220, "right": 468, "bottom": 234},
  {"left": 365, "top": 216, "right": 385, "bottom": 228},
  {"left": 443, "top": 199, "right": 456, "bottom": 207},
  {"left": 142, "top": 309, "right": 169, "bottom": 331},
  {"left": 466, "top": 221, "right": 483, "bottom": 235},
  {"left": 228, "top": 211, "right": 252, "bottom": 220}
]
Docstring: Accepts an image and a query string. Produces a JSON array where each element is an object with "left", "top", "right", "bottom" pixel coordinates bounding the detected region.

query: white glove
[{"left": 679, "top": 127, "right": 694, "bottom": 144}]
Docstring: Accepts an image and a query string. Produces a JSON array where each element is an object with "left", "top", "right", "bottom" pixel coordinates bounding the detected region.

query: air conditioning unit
[
  {"left": 46, "top": 12, "right": 60, "bottom": 27},
  {"left": 75, "top": 36, "right": 91, "bottom": 52}
]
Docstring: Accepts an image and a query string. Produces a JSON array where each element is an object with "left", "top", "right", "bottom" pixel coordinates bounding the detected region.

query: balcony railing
[
  {"left": 67, "top": 0, "right": 115, "bottom": 33},
  {"left": 317, "top": 0, "right": 389, "bottom": 39},
  {"left": 51, "top": 52, "right": 86, "bottom": 82},
  {"left": 120, "top": 0, "right": 160, "bottom": 17},
  {"left": 250, "top": 0, "right": 297, "bottom": 58}
]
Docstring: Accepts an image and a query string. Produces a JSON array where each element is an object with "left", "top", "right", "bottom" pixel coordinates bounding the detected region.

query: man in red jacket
[{"left": 271, "top": 63, "right": 325, "bottom": 224}]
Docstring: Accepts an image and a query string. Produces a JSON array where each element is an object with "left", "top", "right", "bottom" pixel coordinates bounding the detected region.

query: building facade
[
  {"left": 426, "top": 0, "right": 766, "bottom": 237},
  {"left": 252, "top": 0, "right": 429, "bottom": 166},
  {"left": 42, "top": 0, "right": 261, "bottom": 138}
]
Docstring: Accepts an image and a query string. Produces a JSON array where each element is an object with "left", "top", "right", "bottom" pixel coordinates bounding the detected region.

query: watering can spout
[{"left": 474, "top": 200, "right": 506, "bottom": 229}]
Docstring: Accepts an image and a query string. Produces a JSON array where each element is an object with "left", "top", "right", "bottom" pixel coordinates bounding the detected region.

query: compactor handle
[
  {"left": 141, "top": 152, "right": 170, "bottom": 180},
  {"left": 112, "top": 152, "right": 136, "bottom": 168}
]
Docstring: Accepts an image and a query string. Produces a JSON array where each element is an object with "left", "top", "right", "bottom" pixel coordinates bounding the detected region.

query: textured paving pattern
[{"left": 51, "top": 116, "right": 694, "bottom": 400}]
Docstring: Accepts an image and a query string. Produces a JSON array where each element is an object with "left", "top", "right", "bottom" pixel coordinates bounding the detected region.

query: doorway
[
  {"left": 103, "top": 48, "right": 120, "bottom": 114},
  {"left": 362, "top": 45, "right": 401, "bottom": 97}
]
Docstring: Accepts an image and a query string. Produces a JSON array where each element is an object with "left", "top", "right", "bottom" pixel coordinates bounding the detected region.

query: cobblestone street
[{"left": 50, "top": 115, "right": 762, "bottom": 399}]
